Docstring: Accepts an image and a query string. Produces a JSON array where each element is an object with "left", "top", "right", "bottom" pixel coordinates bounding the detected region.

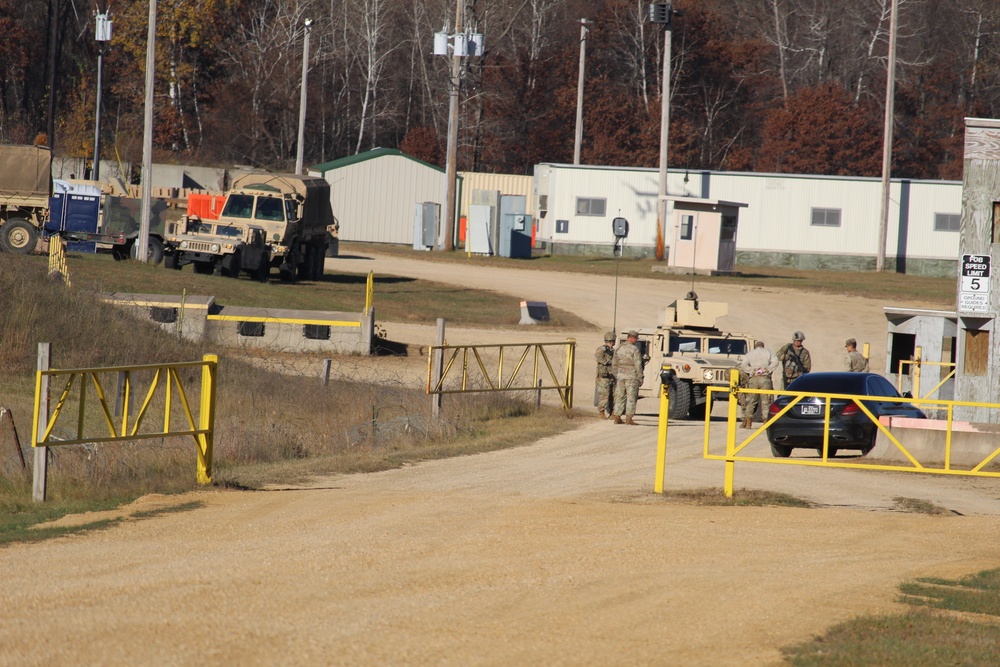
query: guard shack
[
  {"left": 954, "top": 117, "right": 1000, "bottom": 422},
  {"left": 664, "top": 196, "right": 747, "bottom": 274}
]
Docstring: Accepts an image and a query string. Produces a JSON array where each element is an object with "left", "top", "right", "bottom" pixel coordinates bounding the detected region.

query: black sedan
[{"left": 765, "top": 372, "right": 926, "bottom": 458}]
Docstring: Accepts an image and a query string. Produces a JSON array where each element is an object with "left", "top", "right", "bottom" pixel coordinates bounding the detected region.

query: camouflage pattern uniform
[
  {"left": 612, "top": 331, "right": 643, "bottom": 423},
  {"left": 738, "top": 343, "right": 779, "bottom": 425},
  {"left": 844, "top": 338, "right": 869, "bottom": 372},
  {"left": 595, "top": 333, "right": 616, "bottom": 417},
  {"left": 777, "top": 333, "right": 812, "bottom": 389}
]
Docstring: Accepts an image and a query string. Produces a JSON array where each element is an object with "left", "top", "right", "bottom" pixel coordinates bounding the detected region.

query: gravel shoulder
[{"left": 2, "top": 253, "right": 997, "bottom": 667}]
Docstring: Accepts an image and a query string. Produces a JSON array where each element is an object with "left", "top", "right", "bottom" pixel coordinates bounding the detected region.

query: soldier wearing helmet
[
  {"left": 776, "top": 330, "right": 812, "bottom": 389},
  {"left": 594, "top": 331, "right": 617, "bottom": 419},
  {"left": 611, "top": 330, "right": 643, "bottom": 425}
]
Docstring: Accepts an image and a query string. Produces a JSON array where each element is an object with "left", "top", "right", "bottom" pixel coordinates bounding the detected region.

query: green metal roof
[{"left": 310, "top": 148, "right": 447, "bottom": 175}]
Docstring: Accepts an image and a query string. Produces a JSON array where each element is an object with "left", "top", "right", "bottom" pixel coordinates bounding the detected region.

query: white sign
[
  {"left": 960, "top": 292, "right": 989, "bottom": 313},
  {"left": 960, "top": 254, "right": 991, "bottom": 313}
]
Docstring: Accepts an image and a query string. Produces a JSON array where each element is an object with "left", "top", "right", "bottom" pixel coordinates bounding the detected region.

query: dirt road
[{"left": 2, "top": 253, "right": 998, "bottom": 666}]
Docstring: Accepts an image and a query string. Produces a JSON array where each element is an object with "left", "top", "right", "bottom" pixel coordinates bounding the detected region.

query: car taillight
[
  {"left": 768, "top": 402, "right": 781, "bottom": 416},
  {"left": 841, "top": 403, "right": 860, "bottom": 416}
]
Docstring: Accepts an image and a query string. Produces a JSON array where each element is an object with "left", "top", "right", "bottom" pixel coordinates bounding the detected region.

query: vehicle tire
[
  {"left": 860, "top": 430, "right": 877, "bottom": 456},
  {"left": 164, "top": 252, "right": 180, "bottom": 270},
  {"left": 193, "top": 261, "right": 215, "bottom": 275},
  {"left": 129, "top": 236, "right": 164, "bottom": 265},
  {"left": 689, "top": 398, "right": 708, "bottom": 421},
  {"left": 313, "top": 243, "right": 326, "bottom": 279},
  {"left": 112, "top": 244, "right": 129, "bottom": 261},
  {"left": 221, "top": 250, "right": 241, "bottom": 278},
  {"left": 0, "top": 218, "right": 38, "bottom": 254},
  {"left": 254, "top": 254, "right": 271, "bottom": 282},
  {"left": 667, "top": 380, "right": 692, "bottom": 420},
  {"left": 279, "top": 262, "right": 296, "bottom": 282},
  {"left": 770, "top": 443, "right": 792, "bottom": 458}
]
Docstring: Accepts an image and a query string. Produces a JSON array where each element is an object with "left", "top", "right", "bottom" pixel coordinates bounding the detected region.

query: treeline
[{"left": 7, "top": 0, "right": 999, "bottom": 180}]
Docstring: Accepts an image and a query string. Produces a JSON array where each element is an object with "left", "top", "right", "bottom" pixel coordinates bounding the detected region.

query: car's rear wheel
[
  {"left": 770, "top": 442, "right": 792, "bottom": 458},
  {"left": 860, "top": 430, "right": 877, "bottom": 456}
]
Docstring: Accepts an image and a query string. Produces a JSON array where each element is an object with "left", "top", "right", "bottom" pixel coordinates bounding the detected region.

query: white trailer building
[{"left": 533, "top": 163, "right": 962, "bottom": 277}]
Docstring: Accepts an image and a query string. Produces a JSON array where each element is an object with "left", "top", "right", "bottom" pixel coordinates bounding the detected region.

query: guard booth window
[
  {"left": 965, "top": 329, "right": 989, "bottom": 376},
  {"left": 888, "top": 332, "right": 915, "bottom": 376}
]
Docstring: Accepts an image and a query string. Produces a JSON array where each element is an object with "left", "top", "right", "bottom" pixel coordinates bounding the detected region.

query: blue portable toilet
[{"left": 47, "top": 180, "right": 102, "bottom": 252}]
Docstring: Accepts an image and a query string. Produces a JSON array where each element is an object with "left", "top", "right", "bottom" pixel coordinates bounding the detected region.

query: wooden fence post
[{"left": 32, "top": 343, "right": 50, "bottom": 503}]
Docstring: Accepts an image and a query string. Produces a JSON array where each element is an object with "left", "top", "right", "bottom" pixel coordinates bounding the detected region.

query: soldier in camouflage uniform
[
  {"left": 844, "top": 338, "right": 869, "bottom": 372},
  {"left": 737, "top": 341, "right": 779, "bottom": 428},
  {"left": 595, "top": 332, "right": 616, "bottom": 419},
  {"left": 777, "top": 331, "right": 812, "bottom": 389},
  {"left": 611, "top": 330, "right": 643, "bottom": 425}
]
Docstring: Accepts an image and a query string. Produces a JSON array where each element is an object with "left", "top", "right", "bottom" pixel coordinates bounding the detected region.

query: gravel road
[{"left": 2, "top": 252, "right": 998, "bottom": 667}]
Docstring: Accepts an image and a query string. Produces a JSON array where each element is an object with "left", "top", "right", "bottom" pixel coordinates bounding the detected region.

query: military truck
[
  {"left": 163, "top": 217, "right": 270, "bottom": 280},
  {"left": 216, "top": 173, "right": 335, "bottom": 281},
  {"left": 0, "top": 143, "right": 53, "bottom": 254},
  {"left": 632, "top": 294, "right": 757, "bottom": 420}
]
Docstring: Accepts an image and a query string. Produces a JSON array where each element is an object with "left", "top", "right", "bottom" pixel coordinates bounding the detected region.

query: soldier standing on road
[
  {"left": 611, "top": 330, "right": 643, "bottom": 425},
  {"left": 738, "top": 341, "right": 779, "bottom": 428},
  {"left": 777, "top": 331, "right": 812, "bottom": 389},
  {"left": 595, "top": 332, "right": 616, "bottom": 419},
  {"left": 844, "top": 338, "right": 869, "bottom": 372}
]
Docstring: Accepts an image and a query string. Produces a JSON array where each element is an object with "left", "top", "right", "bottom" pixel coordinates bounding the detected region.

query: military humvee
[
  {"left": 163, "top": 217, "right": 270, "bottom": 281},
  {"left": 630, "top": 293, "right": 757, "bottom": 420}
]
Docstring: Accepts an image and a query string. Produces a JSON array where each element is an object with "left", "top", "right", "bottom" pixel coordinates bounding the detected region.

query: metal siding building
[
  {"left": 310, "top": 149, "right": 449, "bottom": 245},
  {"left": 458, "top": 173, "right": 534, "bottom": 218},
  {"left": 533, "top": 163, "right": 962, "bottom": 275}
]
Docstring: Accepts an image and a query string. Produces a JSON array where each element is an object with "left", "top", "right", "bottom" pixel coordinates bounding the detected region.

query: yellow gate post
[
  {"left": 724, "top": 369, "right": 739, "bottom": 497},
  {"left": 654, "top": 382, "right": 670, "bottom": 493},
  {"left": 196, "top": 354, "right": 218, "bottom": 484}
]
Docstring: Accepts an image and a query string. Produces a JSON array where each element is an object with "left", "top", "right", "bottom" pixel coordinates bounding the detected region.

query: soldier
[
  {"left": 777, "top": 331, "right": 812, "bottom": 389},
  {"left": 595, "top": 332, "right": 616, "bottom": 418},
  {"left": 611, "top": 330, "right": 643, "bottom": 425},
  {"left": 737, "top": 341, "right": 779, "bottom": 428},
  {"left": 844, "top": 338, "right": 869, "bottom": 372}
]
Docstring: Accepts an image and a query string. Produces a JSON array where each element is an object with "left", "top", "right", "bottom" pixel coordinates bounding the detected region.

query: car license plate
[{"left": 800, "top": 404, "right": 821, "bottom": 416}]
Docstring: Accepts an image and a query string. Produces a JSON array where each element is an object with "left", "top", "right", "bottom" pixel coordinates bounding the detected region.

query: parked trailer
[{"left": 0, "top": 144, "right": 52, "bottom": 254}]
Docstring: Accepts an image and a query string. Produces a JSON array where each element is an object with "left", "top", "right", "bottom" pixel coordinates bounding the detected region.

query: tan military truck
[
  {"left": 163, "top": 217, "right": 270, "bottom": 280},
  {"left": 632, "top": 294, "right": 758, "bottom": 420},
  {"left": 0, "top": 143, "right": 52, "bottom": 254},
  {"left": 217, "top": 173, "right": 335, "bottom": 281}
]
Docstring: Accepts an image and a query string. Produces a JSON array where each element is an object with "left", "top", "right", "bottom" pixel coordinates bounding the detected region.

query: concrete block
[
  {"left": 871, "top": 416, "right": 1000, "bottom": 467},
  {"left": 519, "top": 300, "right": 549, "bottom": 325}
]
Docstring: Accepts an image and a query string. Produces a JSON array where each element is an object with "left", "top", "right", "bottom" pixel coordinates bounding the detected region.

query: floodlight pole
[
  {"left": 92, "top": 46, "right": 105, "bottom": 180},
  {"left": 295, "top": 18, "right": 313, "bottom": 175},
  {"left": 137, "top": 0, "right": 157, "bottom": 264},
  {"left": 443, "top": 0, "right": 463, "bottom": 251},
  {"left": 657, "top": 25, "right": 671, "bottom": 262}
]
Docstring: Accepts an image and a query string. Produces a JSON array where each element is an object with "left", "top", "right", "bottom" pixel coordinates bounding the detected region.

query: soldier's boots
[
  {"left": 612, "top": 415, "right": 623, "bottom": 424},
  {"left": 624, "top": 415, "right": 636, "bottom": 425},
  {"left": 740, "top": 417, "right": 753, "bottom": 429},
  {"left": 599, "top": 409, "right": 607, "bottom": 419}
]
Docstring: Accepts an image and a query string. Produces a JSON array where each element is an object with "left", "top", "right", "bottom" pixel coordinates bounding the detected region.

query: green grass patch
[
  {"left": 64, "top": 251, "right": 591, "bottom": 329},
  {"left": 648, "top": 487, "right": 815, "bottom": 508},
  {"left": 893, "top": 496, "right": 953, "bottom": 515}
]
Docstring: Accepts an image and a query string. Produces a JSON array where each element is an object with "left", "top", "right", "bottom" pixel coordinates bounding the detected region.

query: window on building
[
  {"left": 964, "top": 328, "right": 989, "bottom": 376},
  {"left": 934, "top": 213, "right": 960, "bottom": 232},
  {"left": 680, "top": 214, "right": 694, "bottom": 240},
  {"left": 811, "top": 208, "right": 841, "bottom": 227},
  {"left": 237, "top": 321, "right": 265, "bottom": 337},
  {"left": 303, "top": 324, "right": 331, "bottom": 340},
  {"left": 575, "top": 197, "right": 607, "bottom": 217}
]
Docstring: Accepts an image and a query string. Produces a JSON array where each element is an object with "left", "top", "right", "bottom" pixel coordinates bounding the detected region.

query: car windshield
[
  {"left": 221, "top": 194, "right": 253, "bottom": 219},
  {"left": 708, "top": 338, "right": 748, "bottom": 355},
  {"left": 787, "top": 374, "right": 867, "bottom": 395},
  {"left": 216, "top": 225, "right": 242, "bottom": 238},
  {"left": 255, "top": 197, "right": 285, "bottom": 222},
  {"left": 670, "top": 336, "right": 701, "bottom": 353}
]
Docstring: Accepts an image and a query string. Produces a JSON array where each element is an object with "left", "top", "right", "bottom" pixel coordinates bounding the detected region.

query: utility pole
[
  {"left": 295, "top": 18, "right": 313, "bottom": 175},
  {"left": 92, "top": 10, "right": 112, "bottom": 181},
  {"left": 573, "top": 19, "right": 591, "bottom": 165},
  {"left": 443, "top": 0, "right": 463, "bottom": 251},
  {"left": 137, "top": 0, "right": 157, "bottom": 263},
  {"left": 876, "top": 0, "right": 899, "bottom": 272},
  {"left": 648, "top": 3, "right": 675, "bottom": 262}
]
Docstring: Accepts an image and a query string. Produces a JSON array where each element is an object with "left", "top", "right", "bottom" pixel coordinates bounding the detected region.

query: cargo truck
[{"left": 0, "top": 144, "right": 53, "bottom": 254}]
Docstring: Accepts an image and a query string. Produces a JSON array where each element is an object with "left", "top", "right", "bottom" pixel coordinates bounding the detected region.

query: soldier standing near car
[
  {"left": 777, "top": 331, "right": 812, "bottom": 389},
  {"left": 844, "top": 338, "right": 869, "bottom": 372},
  {"left": 737, "top": 341, "right": 779, "bottom": 428},
  {"left": 611, "top": 330, "right": 643, "bottom": 425},
  {"left": 594, "top": 332, "right": 616, "bottom": 419}
]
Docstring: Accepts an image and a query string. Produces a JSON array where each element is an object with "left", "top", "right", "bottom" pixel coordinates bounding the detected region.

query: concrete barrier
[
  {"left": 871, "top": 416, "right": 1000, "bottom": 467},
  {"left": 519, "top": 300, "right": 550, "bottom": 325}
]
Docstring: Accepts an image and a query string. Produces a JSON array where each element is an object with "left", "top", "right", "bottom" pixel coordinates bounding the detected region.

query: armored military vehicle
[
  {"left": 217, "top": 173, "right": 335, "bottom": 281},
  {"left": 632, "top": 293, "right": 757, "bottom": 420},
  {"left": 163, "top": 217, "right": 270, "bottom": 281}
]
